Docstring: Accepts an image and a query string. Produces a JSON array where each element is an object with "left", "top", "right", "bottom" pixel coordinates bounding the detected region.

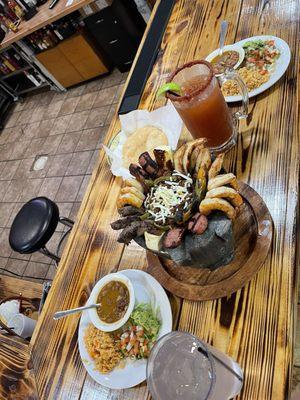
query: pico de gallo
[
  {"left": 242, "top": 39, "right": 280, "bottom": 75},
  {"left": 118, "top": 303, "right": 161, "bottom": 360}
]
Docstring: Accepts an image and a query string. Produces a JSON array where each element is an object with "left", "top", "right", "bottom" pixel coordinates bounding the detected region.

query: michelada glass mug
[
  {"left": 167, "top": 60, "right": 249, "bottom": 152},
  {"left": 147, "top": 331, "right": 243, "bottom": 400}
]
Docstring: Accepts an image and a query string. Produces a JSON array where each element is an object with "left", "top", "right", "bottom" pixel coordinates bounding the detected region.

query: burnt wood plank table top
[
  {"left": 29, "top": 0, "right": 299, "bottom": 399},
  {"left": 0, "top": 0, "right": 95, "bottom": 49}
]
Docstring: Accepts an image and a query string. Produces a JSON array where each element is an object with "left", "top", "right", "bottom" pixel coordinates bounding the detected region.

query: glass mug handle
[{"left": 218, "top": 70, "right": 249, "bottom": 119}]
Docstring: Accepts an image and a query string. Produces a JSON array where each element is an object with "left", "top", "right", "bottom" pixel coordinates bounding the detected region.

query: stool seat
[{"left": 9, "top": 197, "right": 59, "bottom": 254}]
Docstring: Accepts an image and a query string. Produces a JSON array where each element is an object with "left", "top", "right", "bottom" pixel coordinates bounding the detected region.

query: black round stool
[{"left": 9, "top": 197, "right": 74, "bottom": 263}]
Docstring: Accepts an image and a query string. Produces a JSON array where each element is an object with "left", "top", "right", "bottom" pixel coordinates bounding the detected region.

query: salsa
[
  {"left": 210, "top": 50, "right": 240, "bottom": 75},
  {"left": 97, "top": 281, "right": 129, "bottom": 323},
  {"left": 242, "top": 39, "right": 280, "bottom": 75}
]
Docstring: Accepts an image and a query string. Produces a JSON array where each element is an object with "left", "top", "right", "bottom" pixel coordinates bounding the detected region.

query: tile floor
[{"left": 0, "top": 68, "right": 127, "bottom": 283}]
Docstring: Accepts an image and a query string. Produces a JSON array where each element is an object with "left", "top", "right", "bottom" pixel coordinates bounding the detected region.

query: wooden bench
[{"left": 0, "top": 275, "right": 42, "bottom": 400}]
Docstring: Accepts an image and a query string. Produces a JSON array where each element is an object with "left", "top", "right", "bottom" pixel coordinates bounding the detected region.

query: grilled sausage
[{"left": 163, "top": 227, "right": 185, "bottom": 248}]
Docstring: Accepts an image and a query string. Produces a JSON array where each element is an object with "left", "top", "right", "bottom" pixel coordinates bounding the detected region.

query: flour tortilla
[{"left": 122, "top": 126, "right": 168, "bottom": 168}]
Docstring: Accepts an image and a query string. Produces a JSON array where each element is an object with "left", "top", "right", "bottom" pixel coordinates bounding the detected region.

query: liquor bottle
[
  {"left": 50, "top": 23, "right": 63, "bottom": 40},
  {"left": 3, "top": 51, "right": 20, "bottom": 68},
  {"left": 0, "top": 13, "right": 18, "bottom": 31},
  {"left": 29, "top": 34, "right": 41, "bottom": 51},
  {"left": 15, "top": 0, "right": 37, "bottom": 21},
  {"left": 8, "top": 0, "right": 24, "bottom": 19},
  {"left": 0, "top": 1, "right": 17, "bottom": 21},
  {"left": 0, "top": 60, "right": 11, "bottom": 74},
  {"left": 0, "top": 25, "right": 5, "bottom": 40},
  {"left": 3, "top": 57, "right": 15, "bottom": 71},
  {"left": 0, "top": 63, "right": 6, "bottom": 74},
  {"left": 25, "top": 70, "right": 40, "bottom": 86},
  {"left": 11, "top": 51, "right": 23, "bottom": 67},
  {"left": 46, "top": 28, "right": 58, "bottom": 45}
]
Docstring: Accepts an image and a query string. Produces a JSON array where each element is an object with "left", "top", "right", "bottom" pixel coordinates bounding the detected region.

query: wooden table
[
  {"left": 29, "top": 0, "right": 299, "bottom": 398},
  {"left": 0, "top": 0, "right": 95, "bottom": 49}
]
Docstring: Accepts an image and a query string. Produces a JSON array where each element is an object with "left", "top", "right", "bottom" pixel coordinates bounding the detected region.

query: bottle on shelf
[
  {"left": 50, "top": 23, "right": 63, "bottom": 40},
  {"left": 0, "top": 1, "right": 17, "bottom": 22},
  {"left": 15, "top": 0, "right": 37, "bottom": 21},
  {"left": 9, "top": 51, "right": 24, "bottom": 68},
  {"left": 21, "top": 11, "right": 82, "bottom": 53},
  {"left": 3, "top": 58, "right": 15, "bottom": 71},
  {"left": 7, "top": 0, "right": 24, "bottom": 19},
  {"left": 46, "top": 28, "right": 59, "bottom": 45},
  {"left": 0, "top": 13, "right": 18, "bottom": 32},
  {"left": 0, "top": 24, "right": 5, "bottom": 41},
  {"left": 25, "top": 70, "right": 41, "bottom": 86},
  {"left": 3, "top": 51, "right": 21, "bottom": 69},
  {"left": 0, "top": 61, "right": 11, "bottom": 74}
]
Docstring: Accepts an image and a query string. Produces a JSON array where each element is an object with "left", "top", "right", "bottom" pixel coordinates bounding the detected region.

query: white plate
[
  {"left": 224, "top": 35, "right": 291, "bottom": 102},
  {"left": 78, "top": 269, "right": 172, "bottom": 390}
]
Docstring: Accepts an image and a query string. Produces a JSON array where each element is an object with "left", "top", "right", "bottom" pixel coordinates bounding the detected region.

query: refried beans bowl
[{"left": 88, "top": 272, "right": 135, "bottom": 332}]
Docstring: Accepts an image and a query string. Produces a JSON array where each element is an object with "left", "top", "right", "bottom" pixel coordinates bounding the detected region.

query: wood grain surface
[
  {"left": 30, "top": 0, "right": 299, "bottom": 399},
  {"left": 0, "top": 276, "right": 43, "bottom": 300},
  {"left": 147, "top": 182, "right": 273, "bottom": 301},
  {"left": 0, "top": 334, "right": 38, "bottom": 400}
]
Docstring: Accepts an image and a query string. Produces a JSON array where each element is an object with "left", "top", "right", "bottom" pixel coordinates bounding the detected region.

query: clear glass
[
  {"left": 167, "top": 60, "right": 248, "bottom": 153},
  {"left": 147, "top": 331, "right": 243, "bottom": 400}
]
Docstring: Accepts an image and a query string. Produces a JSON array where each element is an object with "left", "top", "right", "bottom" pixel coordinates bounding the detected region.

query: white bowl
[
  {"left": 88, "top": 272, "right": 135, "bottom": 332},
  {"left": 205, "top": 44, "right": 245, "bottom": 74}
]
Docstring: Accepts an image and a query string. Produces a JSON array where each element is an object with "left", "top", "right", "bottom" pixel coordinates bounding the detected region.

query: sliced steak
[
  {"left": 163, "top": 227, "right": 185, "bottom": 248},
  {"left": 118, "top": 221, "right": 156, "bottom": 244},
  {"left": 111, "top": 215, "right": 140, "bottom": 230},
  {"left": 136, "top": 220, "right": 161, "bottom": 236},
  {"left": 138, "top": 152, "right": 158, "bottom": 178},
  {"left": 118, "top": 221, "right": 141, "bottom": 244},
  {"left": 118, "top": 206, "right": 144, "bottom": 217}
]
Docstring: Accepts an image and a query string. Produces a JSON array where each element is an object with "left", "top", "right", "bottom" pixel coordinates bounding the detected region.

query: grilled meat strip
[
  {"left": 129, "top": 163, "right": 149, "bottom": 193},
  {"left": 138, "top": 152, "right": 159, "bottom": 178},
  {"left": 153, "top": 148, "right": 174, "bottom": 176},
  {"left": 111, "top": 215, "right": 140, "bottom": 230},
  {"left": 118, "top": 205, "right": 145, "bottom": 217},
  {"left": 163, "top": 227, "right": 185, "bottom": 248},
  {"left": 129, "top": 163, "right": 149, "bottom": 180},
  {"left": 118, "top": 221, "right": 156, "bottom": 244}
]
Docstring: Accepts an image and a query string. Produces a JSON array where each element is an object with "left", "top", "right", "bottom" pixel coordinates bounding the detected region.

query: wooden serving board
[{"left": 147, "top": 182, "right": 273, "bottom": 301}]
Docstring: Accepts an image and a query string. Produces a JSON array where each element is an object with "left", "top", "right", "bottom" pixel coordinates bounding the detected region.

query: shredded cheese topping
[{"left": 144, "top": 171, "right": 193, "bottom": 224}]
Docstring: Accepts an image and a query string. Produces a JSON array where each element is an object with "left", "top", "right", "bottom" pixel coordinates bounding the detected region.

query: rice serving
[
  {"left": 84, "top": 324, "right": 121, "bottom": 373},
  {"left": 221, "top": 67, "right": 270, "bottom": 96}
]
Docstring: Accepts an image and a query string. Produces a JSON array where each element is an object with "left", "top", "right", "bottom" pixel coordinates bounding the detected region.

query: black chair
[{"left": 9, "top": 197, "right": 74, "bottom": 263}]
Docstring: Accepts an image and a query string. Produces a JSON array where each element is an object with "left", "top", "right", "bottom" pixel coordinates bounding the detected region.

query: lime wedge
[{"left": 157, "top": 82, "right": 182, "bottom": 98}]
